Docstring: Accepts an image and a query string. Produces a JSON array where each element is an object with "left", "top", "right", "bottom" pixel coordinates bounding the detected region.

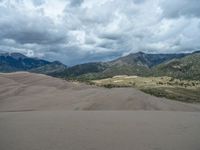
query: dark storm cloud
[
  {"left": 99, "top": 33, "right": 122, "bottom": 41},
  {"left": 32, "top": 0, "right": 45, "bottom": 6},
  {"left": 0, "top": 0, "right": 200, "bottom": 65},
  {"left": 69, "top": 0, "right": 84, "bottom": 7},
  {"left": 160, "top": 0, "right": 200, "bottom": 18}
]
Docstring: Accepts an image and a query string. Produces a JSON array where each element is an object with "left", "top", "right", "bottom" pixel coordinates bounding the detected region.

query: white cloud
[{"left": 0, "top": 0, "right": 200, "bottom": 65}]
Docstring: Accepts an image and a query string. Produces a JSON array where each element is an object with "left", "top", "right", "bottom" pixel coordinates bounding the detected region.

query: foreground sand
[
  {"left": 0, "top": 72, "right": 200, "bottom": 150},
  {"left": 0, "top": 111, "right": 200, "bottom": 150}
]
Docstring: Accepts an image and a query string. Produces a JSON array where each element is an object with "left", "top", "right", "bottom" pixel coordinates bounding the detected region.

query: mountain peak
[
  {"left": 111, "top": 51, "right": 188, "bottom": 68},
  {"left": 0, "top": 52, "right": 27, "bottom": 60},
  {"left": 10, "top": 53, "right": 27, "bottom": 60},
  {"left": 0, "top": 52, "right": 50, "bottom": 72},
  {"left": 136, "top": 51, "right": 145, "bottom": 55},
  {"left": 52, "top": 61, "right": 64, "bottom": 65},
  {"left": 128, "top": 51, "right": 145, "bottom": 56}
]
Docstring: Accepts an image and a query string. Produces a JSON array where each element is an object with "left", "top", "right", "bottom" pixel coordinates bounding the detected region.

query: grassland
[{"left": 92, "top": 76, "right": 200, "bottom": 103}]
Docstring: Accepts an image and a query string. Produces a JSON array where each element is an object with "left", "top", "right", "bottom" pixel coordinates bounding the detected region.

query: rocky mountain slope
[
  {"left": 153, "top": 53, "right": 200, "bottom": 80},
  {"left": 0, "top": 52, "right": 67, "bottom": 74},
  {"left": 62, "top": 51, "right": 194, "bottom": 80}
]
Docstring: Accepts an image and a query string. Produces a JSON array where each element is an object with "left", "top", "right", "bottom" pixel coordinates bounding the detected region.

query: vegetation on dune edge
[{"left": 91, "top": 75, "right": 200, "bottom": 103}]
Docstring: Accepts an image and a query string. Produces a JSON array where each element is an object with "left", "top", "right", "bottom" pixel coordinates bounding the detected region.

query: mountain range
[
  {"left": 0, "top": 52, "right": 67, "bottom": 75},
  {"left": 62, "top": 51, "right": 200, "bottom": 80},
  {"left": 0, "top": 51, "right": 200, "bottom": 80}
]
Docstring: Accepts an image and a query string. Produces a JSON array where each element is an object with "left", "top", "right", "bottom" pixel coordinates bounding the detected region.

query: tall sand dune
[{"left": 0, "top": 72, "right": 199, "bottom": 112}]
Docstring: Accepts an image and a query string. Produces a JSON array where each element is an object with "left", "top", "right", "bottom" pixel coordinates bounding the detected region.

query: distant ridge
[
  {"left": 1, "top": 51, "right": 200, "bottom": 80},
  {"left": 59, "top": 51, "right": 192, "bottom": 80},
  {"left": 0, "top": 52, "right": 66, "bottom": 74},
  {"left": 110, "top": 51, "right": 187, "bottom": 67}
]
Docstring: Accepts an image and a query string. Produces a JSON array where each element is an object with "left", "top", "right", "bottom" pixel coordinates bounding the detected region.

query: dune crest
[{"left": 0, "top": 72, "right": 199, "bottom": 112}]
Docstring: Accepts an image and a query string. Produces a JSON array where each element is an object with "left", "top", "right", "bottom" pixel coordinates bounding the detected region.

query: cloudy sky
[{"left": 0, "top": 0, "right": 200, "bottom": 65}]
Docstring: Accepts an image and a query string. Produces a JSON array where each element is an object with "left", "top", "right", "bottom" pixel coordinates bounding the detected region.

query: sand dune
[
  {"left": 0, "top": 72, "right": 199, "bottom": 112},
  {"left": 1, "top": 72, "right": 200, "bottom": 150}
]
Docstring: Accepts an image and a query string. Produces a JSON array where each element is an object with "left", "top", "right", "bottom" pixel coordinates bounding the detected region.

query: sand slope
[
  {"left": 0, "top": 72, "right": 199, "bottom": 111},
  {"left": 1, "top": 72, "right": 200, "bottom": 150}
]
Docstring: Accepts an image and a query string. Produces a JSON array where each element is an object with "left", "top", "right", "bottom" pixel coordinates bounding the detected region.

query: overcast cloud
[{"left": 0, "top": 0, "right": 200, "bottom": 65}]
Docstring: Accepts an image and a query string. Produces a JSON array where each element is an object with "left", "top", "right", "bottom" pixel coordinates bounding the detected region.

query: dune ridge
[{"left": 0, "top": 72, "right": 199, "bottom": 112}]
